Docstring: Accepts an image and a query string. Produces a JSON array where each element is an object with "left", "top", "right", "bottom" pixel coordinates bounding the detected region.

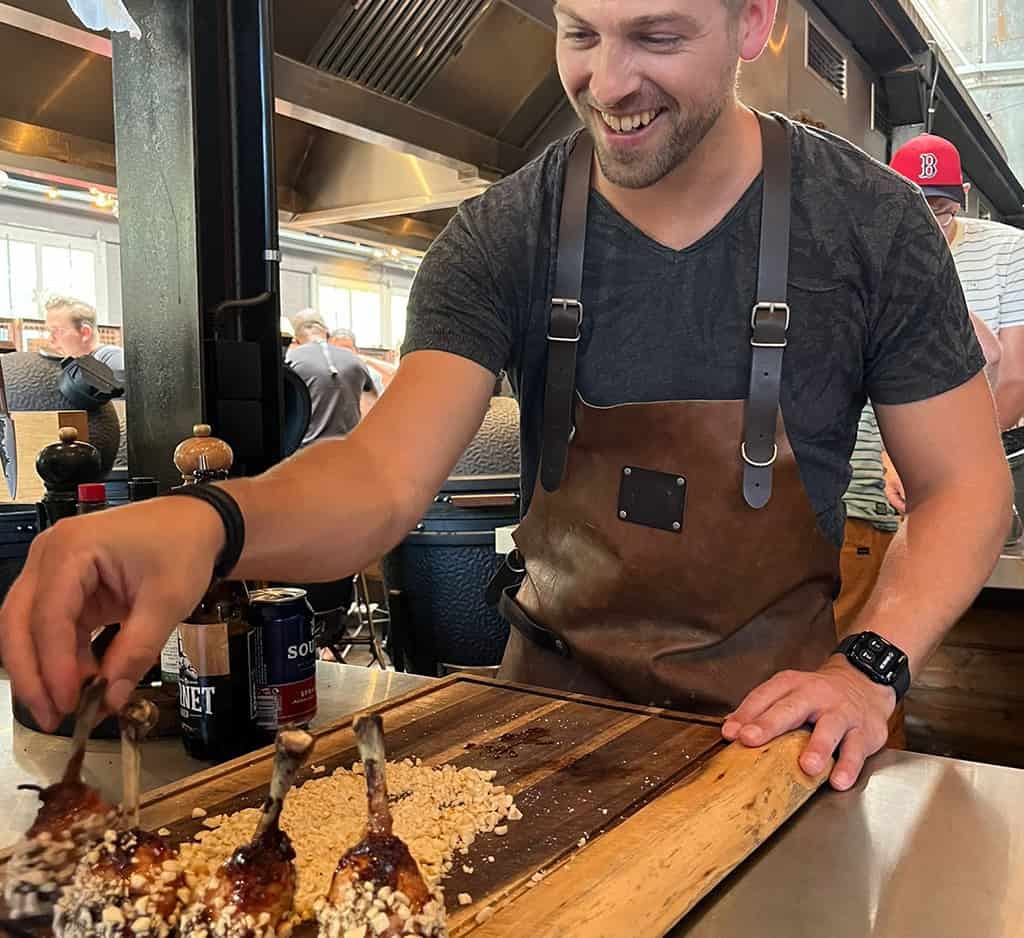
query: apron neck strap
[
  {"left": 540, "top": 114, "right": 794, "bottom": 505},
  {"left": 540, "top": 132, "right": 592, "bottom": 493},
  {"left": 742, "top": 111, "right": 793, "bottom": 509}
]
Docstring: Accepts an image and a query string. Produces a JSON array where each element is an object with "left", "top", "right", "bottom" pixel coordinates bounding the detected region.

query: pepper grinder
[
  {"left": 35, "top": 426, "right": 103, "bottom": 530},
  {"left": 173, "top": 423, "right": 233, "bottom": 485}
]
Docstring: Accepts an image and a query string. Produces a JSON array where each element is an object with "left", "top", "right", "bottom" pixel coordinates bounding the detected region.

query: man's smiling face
[{"left": 554, "top": 0, "right": 745, "bottom": 189}]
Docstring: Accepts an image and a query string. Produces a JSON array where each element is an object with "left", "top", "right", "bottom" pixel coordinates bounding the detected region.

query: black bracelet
[{"left": 168, "top": 483, "right": 245, "bottom": 579}]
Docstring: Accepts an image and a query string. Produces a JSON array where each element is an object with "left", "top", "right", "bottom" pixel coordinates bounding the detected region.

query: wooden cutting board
[{"left": 1, "top": 675, "right": 828, "bottom": 937}]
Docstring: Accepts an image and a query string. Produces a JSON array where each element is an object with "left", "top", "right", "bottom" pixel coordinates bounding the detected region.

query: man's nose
[{"left": 588, "top": 41, "right": 642, "bottom": 110}]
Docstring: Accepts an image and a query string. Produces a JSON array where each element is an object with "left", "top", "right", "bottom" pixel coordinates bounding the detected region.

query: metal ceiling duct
[{"left": 315, "top": 0, "right": 490, "bottom": 104}]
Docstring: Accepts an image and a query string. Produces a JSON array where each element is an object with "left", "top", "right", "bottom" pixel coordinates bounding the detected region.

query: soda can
[{"left": 249, "top": 587, "right": 318, "bottom": 731}]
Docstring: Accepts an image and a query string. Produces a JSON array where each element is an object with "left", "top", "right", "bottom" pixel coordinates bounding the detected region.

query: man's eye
[
  {"left": 639, "top": 34, "right": 681, "bottom": 47},
  {"left": 562, "top": 29, "right": 595, "bottom": 43}
]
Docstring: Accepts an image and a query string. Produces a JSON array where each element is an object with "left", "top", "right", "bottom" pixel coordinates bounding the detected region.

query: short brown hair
[{"left": 44, "top": 296, "right": 97, "bottom": 332}]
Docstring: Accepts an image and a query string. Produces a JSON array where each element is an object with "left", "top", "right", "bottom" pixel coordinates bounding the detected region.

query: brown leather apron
[{"left": 495, "top": 113, "right": 840, "bottom": 715}]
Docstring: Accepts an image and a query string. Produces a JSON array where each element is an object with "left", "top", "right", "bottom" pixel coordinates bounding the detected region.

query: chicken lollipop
[
  {"left": 316, "top": 714, "right": 446, "bottom": 938},
  {"left": 180, "top": 728, "right": 315, "bottom": 938},
  {"left": 53, "top": 697, "right": 187, "bottom": 938},
  {"left": 3, "top": 677, "right": 117, "bottom": 919}
]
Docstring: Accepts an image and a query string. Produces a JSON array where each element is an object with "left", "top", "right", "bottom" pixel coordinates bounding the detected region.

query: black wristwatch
[{"left": 834, "top": 631, "right": 911, "bottom": 702}]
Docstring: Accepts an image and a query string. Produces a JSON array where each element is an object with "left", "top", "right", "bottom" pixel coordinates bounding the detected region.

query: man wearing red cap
[{"left": 891, "top": 133, "right": 1024, "bottom": 428}]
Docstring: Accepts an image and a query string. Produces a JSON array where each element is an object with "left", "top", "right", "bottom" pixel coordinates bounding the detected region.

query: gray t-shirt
[
  {"left": 93, "top": 344, "right": 125, "bottom": 385},
  {"left": 286, "top": 341, "right": 373, "bottom": 445},
  {"left": 404, "top": 120, "right": 983, "bottom": 546}
]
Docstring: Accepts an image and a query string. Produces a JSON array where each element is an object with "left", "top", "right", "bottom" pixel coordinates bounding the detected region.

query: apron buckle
[
  {"left": 741, "top": 441, "right": 779, "bottom": 468},
  {"left": 548, "top": 298, "right": 583, "bottom": 342}
]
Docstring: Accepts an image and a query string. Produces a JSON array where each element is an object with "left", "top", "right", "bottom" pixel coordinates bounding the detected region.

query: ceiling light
[
  {"left": 0, "top": 170, "right": 8, "bottom": 188},
  {"left": 46, "top": 188, "right": 60, "bottom": 199}
]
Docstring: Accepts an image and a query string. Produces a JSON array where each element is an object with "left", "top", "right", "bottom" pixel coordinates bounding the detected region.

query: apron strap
[
  {"left": 540, "top": 133, "right": 592, "bottom": 493},
  {"left": 742, "top": 112, "right": 793, "bottom": 510}
]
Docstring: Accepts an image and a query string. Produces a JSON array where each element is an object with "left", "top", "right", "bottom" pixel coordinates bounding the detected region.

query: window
[
  {"left": 41, "top": 245, "right": 97, "bottom": 306},
  {"left": 0, "top": 227, "right": 109, "bottom": 328},
  {"left": 317, "top": 282, "right": 351, "bottom": 332},
  {"left": 351, "top": 288, "right": 382, "bottom": 347},
  {"left": 390, "top": 293, "right": 408, "bottom": 349},
  {"left": 316, "top": 277, "right": 384, "bottom": 347},
  {"left": 2, "top": 239, "right": 38, "bottom": 317}
]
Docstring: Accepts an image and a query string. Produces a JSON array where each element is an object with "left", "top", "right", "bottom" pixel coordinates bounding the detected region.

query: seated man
[
  {"left": 44, "top": 296, "right": 125, "bottom": 386},
  {"left": 287, "top": 310, "right": 374, "bottom": 446}
]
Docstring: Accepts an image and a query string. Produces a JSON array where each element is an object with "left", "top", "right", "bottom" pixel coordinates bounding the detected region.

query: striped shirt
[
  {"left": 842, "top": 404, "right": 899, "bottom": 532},
  {"left": 950, "top": 216, "right": 1024, "bottom": 334}
]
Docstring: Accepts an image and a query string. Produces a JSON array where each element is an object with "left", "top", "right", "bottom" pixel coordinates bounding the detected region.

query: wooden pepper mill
[{"left": 172, "top": 423, "right": 233, "bottom": 484}]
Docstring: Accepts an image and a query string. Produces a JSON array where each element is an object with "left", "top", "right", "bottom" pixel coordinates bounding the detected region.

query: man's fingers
[
  {"left": 800, "top": 711, "right": 849, "bottom": 777},
  {"left": 735, "top": 692, "right": 813, "bottom": 747},
  {"left": 101, "top": 588, "right": 177, "bottom": 711},
  {"left": 831, "top": 728, "right": 871, "bottom": 791},
  {"left": 722, "top": 671, "right": 802, "bottom": 740},
  {"left": 0, "top": 570, "right": 61, "bottom": 730},
  {"left": 29, "top": 548, "right": 97, "bottom": 716}
]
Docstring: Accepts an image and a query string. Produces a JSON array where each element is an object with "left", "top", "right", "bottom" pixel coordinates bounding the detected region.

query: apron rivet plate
[
  {"left": 623, "top": 467, "right": 632, "bottom": 476},
  {"left": 619, "top": 510, "right": 628, "bottom": 520},
  {"left": 672, "top": 522, "right": 681, "bottom": 531}
]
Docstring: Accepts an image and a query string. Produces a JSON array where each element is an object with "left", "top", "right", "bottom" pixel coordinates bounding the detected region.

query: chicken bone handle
[
  {"left": 62, "top": 677, "right": 109, "bottom": 786},
  {"left": 119, "top": 697, "right": 159, "bottom": 829},
  {"left": 253, "top": 728, "right": 315, "bottom": 841},
  {"left": 354, "top": 713, "right": 392, "bottom": 837}
]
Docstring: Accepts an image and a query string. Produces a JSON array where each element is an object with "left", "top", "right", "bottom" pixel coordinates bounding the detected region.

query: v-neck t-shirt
[{"left": 403, "top": 119, "right": 983, "bottom": 546}]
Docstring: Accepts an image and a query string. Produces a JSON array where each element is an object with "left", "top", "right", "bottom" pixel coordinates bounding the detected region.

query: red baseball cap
[{"left": 890, "top": 134, "right": 966, "bottom": 206}]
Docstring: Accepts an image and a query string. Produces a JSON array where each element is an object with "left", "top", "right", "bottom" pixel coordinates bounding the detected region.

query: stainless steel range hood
[{"left": 0, "top": 0, "right": 568, "bottom": 251}]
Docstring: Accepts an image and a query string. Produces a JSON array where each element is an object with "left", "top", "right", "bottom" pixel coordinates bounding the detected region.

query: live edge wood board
[{"left": 2, "top": 675, "right": 829, "bottom": 938}]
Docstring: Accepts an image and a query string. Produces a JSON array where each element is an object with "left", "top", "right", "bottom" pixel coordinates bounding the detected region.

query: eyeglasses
[{"left": 932, "top": 209, "right": 958, "bottom": 229}]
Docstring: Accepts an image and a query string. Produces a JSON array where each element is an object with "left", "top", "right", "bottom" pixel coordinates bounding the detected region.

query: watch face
[{"left": 853, "top": 632, "right": 907, "bottom": 684}]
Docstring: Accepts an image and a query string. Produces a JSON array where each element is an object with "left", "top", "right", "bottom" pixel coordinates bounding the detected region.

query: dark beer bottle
[{"left": 177, "top": 578, "right": 258, "bottom": 760}]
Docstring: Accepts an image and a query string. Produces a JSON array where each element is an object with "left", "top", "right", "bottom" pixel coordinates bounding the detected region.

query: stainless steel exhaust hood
[{"left": 0, "top": 0, "right": 568, "bottom": 251}]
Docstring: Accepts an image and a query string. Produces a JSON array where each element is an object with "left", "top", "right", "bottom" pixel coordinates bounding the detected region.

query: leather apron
[{"left": 495, "top": 113, "right": 841, "bottom": 715}]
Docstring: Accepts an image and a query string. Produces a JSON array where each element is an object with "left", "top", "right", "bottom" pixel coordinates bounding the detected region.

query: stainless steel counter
[
  {"left": 985, "top": 544, "right": 1024, "bottom": 590},
  {"left": 2, "top": 664, "right": 1022, "bottom": 936}
]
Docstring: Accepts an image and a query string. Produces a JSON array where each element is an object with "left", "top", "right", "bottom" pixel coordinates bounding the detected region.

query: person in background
[
  {"left": 44, "top": 296, "right": 125, "bottom": 383},
  {"left": 287, "top": 309, "right": 374, "bottom": 446},
  {"left": 887, "top": 136, "right": 1007, "bottom": 514},
  {"left": 329, "top": 327, "right": 396, "bottom": 397},
  {"left": 891, "top": 134, "right": 1020, "bottom": 426}
]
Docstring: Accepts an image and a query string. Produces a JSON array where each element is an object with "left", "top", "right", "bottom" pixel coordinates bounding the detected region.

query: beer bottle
[
  {"left": 177, "top": 578, "right": 258, "bottom": 760},
  {"left": 170, "top": 424, "right": 258, "bottom": 760},
  {"left": 161, "top": 427, "right": 233, "bottom": 685}
]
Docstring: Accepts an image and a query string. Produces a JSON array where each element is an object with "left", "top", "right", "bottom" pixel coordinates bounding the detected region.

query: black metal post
[{"left": 113, "top": 0, "right": 283, "bottom": 485}]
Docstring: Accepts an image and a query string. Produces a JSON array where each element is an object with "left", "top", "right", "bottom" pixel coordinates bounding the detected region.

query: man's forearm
[
  {"left": 845, "top": 481, "right": 1010, "bottom": 673},
  {"left": 221, "top": 434, "right": 425, "bottom": 583},
  {"left": 995, "top": 378, "right": 1024, "bottom": 428}
]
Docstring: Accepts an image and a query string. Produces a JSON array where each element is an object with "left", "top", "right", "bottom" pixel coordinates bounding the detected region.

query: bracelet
[{"left": 168, "top": 483, "right": 245, "bottom": 579}]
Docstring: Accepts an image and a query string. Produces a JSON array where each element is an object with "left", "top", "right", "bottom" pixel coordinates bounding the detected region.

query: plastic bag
[{"left": 65, "top": 0, "right": 141, "bottom": 39}]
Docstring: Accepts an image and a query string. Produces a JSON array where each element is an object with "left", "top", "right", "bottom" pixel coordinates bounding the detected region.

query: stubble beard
[{"left": 576, "top": 65, "right": 739, "bottom": 190}]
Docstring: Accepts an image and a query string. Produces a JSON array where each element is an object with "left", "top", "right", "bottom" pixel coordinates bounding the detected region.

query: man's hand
[
  {"left": 0, "top": 497, "right": 223, "bottom": 729},
  {"left": 881, "top": 449, "right": 906, "bottom": 514},
  {"left": 721, "top": 660, "right": 896, "bottom": 791}
]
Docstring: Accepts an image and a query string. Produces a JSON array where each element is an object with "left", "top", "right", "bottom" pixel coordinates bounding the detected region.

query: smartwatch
[{"left": 834, "top": 631, "right": 911, "bottom": 702}]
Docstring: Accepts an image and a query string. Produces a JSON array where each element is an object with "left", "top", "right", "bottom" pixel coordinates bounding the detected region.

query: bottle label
[
  {"left": 160, "top": 629, "right": 180, "bottom": 682},
  {"left": 178, "top": 621, "right": 229, "bottom": 718}
]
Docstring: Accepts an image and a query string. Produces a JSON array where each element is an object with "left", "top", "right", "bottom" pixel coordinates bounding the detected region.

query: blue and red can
[{"left": 249, "top": 587, "right": 318, "bottom": 731}]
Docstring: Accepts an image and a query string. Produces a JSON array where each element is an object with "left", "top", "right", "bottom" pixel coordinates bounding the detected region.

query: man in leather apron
[{"left": 0, "top": 0, "right": 1010, "bottom": 796}]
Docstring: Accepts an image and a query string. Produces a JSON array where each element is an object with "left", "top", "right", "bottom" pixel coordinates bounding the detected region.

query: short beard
[{"left": 576, "top": 66, "right": 738, "bottom": 190}]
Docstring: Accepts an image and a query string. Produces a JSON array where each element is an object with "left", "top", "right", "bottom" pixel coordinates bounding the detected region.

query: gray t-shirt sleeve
[
  {"left": 402, "top": 202, "right": 514, "bottom": 376},
  {"left": 865, "top": 195, "right": 985, "bottom": 405},
  {"left": 93, "top": 344, "right": 124, "bottom": 374}
]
